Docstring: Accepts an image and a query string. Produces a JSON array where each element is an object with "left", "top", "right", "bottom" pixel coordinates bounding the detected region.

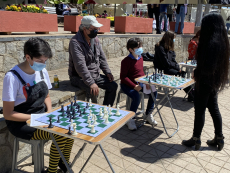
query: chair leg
[
  {"left": 40, "top": 140, "right": 45, "bottom": 172},
  {"left": 33, "top": 142, "right": 41, "bottom": 173},
  {"left": 11, "top": 137, "right": 18, "bottom": 173}
]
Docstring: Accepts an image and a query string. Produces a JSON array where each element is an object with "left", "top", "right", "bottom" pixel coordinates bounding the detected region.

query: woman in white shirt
[{"left": 2, "top": 38, "right": 73, "bottom": 173}]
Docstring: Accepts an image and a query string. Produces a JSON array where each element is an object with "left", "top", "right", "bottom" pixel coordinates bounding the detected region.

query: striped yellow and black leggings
[{"left": 31, "top": 129, "right": 74, "bottom": 173}]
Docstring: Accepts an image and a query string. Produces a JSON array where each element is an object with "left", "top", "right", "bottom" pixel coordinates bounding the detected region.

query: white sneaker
[
  {"left": 143, "top": 114, "right": 158, "bottom": 126},
  {"left": 126, "top": 119, "right": 137, "bottom": 131}
]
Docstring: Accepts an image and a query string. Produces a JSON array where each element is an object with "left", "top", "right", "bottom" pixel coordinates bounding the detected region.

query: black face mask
[{"left": 88, "top": 29, "right": 98, "bottom": 38}]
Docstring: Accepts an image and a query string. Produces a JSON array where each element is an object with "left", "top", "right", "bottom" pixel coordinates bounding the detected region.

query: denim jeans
[
  {"left": 160, "top": 12, "right": 168, "bottom": 31},
  {"left": 120, "top": 83, "right": 157, "bottom": 115},
  {"left": 226, "top": 23, "right": 230, "bottom": 33},
  {"left": 175, "top": 5, "right": 185, "bottom": 33},
  {"left": 193, "top": 82, "right": 223, "bottom": 138}
]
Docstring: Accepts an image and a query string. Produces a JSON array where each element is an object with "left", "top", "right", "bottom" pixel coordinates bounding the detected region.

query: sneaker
[
  {"left": 126, "top": 119, "right": 137, "bottom": 131},
  {"left": 143, "top": 114, "right": 158, "bottom": 126}
]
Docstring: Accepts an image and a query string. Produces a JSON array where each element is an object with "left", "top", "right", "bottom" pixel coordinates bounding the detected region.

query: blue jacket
[{"left": 160, "top": 4, "right": 168, "bottom": 13}]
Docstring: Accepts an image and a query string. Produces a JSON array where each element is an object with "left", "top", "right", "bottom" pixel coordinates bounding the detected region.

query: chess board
[
  {"left": 139, "top": 74, "right": 192, "bottom": 88},
  {"left": 35, "top": 101, "right": 130, "bottom": 137},
  {"left": 180, "top": 60, "right": 197, "bottom": 67}
]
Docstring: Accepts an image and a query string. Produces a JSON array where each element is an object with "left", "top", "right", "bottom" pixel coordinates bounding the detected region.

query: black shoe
[
  {"left": 187, "top": 95, "right": 194, "bottom": 102},
  {"left": 207, "top": 135, "right": 224, "bottom": 151},
  {"left": 58, "top": 159, "right": 71, "bottom": 173},
  {"left": 182, "top": 136, "right": 201, "bottom": 150}
]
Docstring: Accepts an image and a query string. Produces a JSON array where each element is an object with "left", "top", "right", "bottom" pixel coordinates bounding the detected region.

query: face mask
[
  {"left": 29, "top": 61, "right": 46, "bottom": 71},
  {"left": 134, "top": 47, "right": 143, "bottom": 56},
  {"left": 88, "top": 29, "right": 98, "bottom": 38},
  {"left": 173, "top": 39, "right": 175, "bottom": 42}
]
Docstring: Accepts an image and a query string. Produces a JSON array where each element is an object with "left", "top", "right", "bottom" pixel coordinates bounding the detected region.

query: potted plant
[
  {"left": 114, "top": 14, "right": 153, "bottom": 34},
  {"left": 0, "top": 4, "right": 58, "bottom": 34}
]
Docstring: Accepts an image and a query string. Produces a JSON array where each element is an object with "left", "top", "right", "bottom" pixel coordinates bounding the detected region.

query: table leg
[
  {"left": 99, "top": 144, "right": 115, "bottom": 173},
  {"left": 49, "top": 133, "right": 73, "bottom": 173},
  {"left": 183, "top": 84, "right": 194, "bottom": 101},
  {"left": 70, "top": 143, "right": 87, "bottom": 169},
  {"left": 79, "top": 145, "right": 98, "bottom": 173}
]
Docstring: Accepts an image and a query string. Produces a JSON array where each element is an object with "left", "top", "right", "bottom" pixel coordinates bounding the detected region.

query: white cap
[{"left": 81, "top": 16, "right": 103, "bottom": 28}]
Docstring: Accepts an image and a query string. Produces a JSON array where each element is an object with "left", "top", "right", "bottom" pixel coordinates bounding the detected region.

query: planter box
[
  {"left": 64, "top": 16, "right": 110, "bottom": 33},
  {"left": 114, "top": 16, "right": 153, "bottom": 34},
  {"left": 169, "top": 21, "right": 195, "bottom": 34},
  {"left": 0, "top": 11, "right": 58, "bottom": 34}
]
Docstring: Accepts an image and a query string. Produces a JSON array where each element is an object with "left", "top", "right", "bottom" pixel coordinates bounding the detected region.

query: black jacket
[
  {"left": 55, "top": 4, "right": 71, "bottom": 15},
  {"left": 176, "top": 4, "right": 184, "bottom": 14},
  {"left": 154, "top": 44, "right": 180, "bottom": 71}
]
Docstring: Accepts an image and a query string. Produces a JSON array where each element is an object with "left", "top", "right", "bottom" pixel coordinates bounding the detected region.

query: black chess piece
[
  {"left": 72, "top": 114, "right": 76, "bottom": 119},
  {"left": 79, "top": 110, "right": 82, "bottom": 117},
  {"left": 73, "top": 100, "right": 77, "bottom": 106},
  {"left": 67, "top": 126, "right": 72, "bottom": 135},
  {"left": 61, "top": 112, "right": 65, "bottom": 117},
  {"left": 72, "top": 109, "right": 75, "bottom": 116},
  {"left": 56, "top": 116, "right": 60, "bottom": 123},
  {"left": 186, "top": 58, "right": 188, "bottom": 64},
  {"left": 60, "top": 105, "right": 64, "bottom": 112},
  {"left": 69, "top": 115, "right": 72, "bottom": 122},
  {"left": 83, "top": 108, "right": 86, "bottom": 114},
  {"left": 66, "top": 113, "right": 70, "bottom": 118},
  {"left": 66, "top": 106, "right": 70, "bottom": 114},
  {"left": 148, "top": 77, "right": 151, "bottom": 83},
  {"left": 146, "top": 72, "right": 148, "bottom": 78},
  {"left": 86, "top": 103, "right": 89, "bottom": 108},
  {"left": 77, "top": 107, "right": 80, "bottom": 113},
  {"left": 74, "top": 95, "right": 77, "bottom": 101},
  {"left": 48, "top": 117, "right": 54, "bottom": 128}
]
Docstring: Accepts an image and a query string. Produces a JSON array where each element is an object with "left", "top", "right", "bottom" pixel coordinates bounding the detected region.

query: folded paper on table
[
  {"left": 30, "top": 113, "right": 48, "bottom": 127},
  {"left": 143, "top": 84, "right": 156, "bottom": 94}
]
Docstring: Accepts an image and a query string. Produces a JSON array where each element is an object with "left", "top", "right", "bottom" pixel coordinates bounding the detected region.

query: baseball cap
[{"left": 81, "top": 16, "right": 103, "bottom": 28}]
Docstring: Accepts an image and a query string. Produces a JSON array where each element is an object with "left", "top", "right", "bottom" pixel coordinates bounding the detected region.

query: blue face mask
[
  {"left": 134, "top": 47, "right": 143, "bottom": 56},
  {"left": 29, "top": 61, "right": 46, "bottom": 71},
  {"left": 173, "top": 39, "right": 175, "bottom": 42}
]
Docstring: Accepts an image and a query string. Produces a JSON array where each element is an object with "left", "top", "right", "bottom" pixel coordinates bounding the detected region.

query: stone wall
[{"left": 0, "top": 34, "right": 192, "bottom": 77}]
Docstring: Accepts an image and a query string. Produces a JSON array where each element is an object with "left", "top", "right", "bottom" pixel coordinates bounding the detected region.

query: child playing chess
[
  {"left": 120, "top": 38, "right": 158, "bottom": 131},
  {"left": 2, "top": 38, "right": 74, "bottom": 173}
]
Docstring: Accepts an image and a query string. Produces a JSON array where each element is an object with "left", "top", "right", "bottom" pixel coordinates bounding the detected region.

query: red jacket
[
  {"left": 120, "top": 55, "right": 145, "bottom": 89},
  {"left": 188, "top": 40, "right": 198, "bottom": 60}
]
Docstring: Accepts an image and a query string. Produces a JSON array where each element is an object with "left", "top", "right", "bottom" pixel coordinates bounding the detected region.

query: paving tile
[
  {"left": 209, "top": 157, "right": 226, "bottom": 167},
  {"left": 146, "top": 163, "right": 165, "bottom": 172},
  {"left": 204, "top": 162, "right": 222, "bottom": 173},
  {"left": 223, "top": 161, "right": 230, "bottom": 171},
  {"left": 166, "top": 163, "right": 183, "bottom": 173},
  {"left": 185, "top": 163, "right": 204, "bottom": 173},
  {"left": 84, "top": 164, "right": 103, "bottom": 173},
  {"left": 219, "top": 168, "right": 230, "bottom": 173},
  {"left": 172, "top": 158, "right": 189, "bottom": 168},
  {"left": 126, "top": 163, "right": 144, "bottom": 173},
  {"left": 131, "top": 148, "right": 147, "bottom": 158}
]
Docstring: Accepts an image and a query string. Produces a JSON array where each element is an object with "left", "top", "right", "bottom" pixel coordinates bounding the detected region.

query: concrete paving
[{"left": 17, "top": 85, "right": 230, "bottom": 173}]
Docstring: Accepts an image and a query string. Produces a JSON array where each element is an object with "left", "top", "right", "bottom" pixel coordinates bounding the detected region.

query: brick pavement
[{"left": 18, "top": 85, "right": 230, "bottom": 173}]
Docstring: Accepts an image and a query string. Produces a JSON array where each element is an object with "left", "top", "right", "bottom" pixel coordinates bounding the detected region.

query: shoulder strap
[
  {"left": 40, "top": 71, "right": 44, "bottom": 80},
  {"left": 9, "top": 70, "right": 27, "bottom": 86}
]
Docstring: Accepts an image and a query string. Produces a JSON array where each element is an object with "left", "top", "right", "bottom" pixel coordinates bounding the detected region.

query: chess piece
[
  {"left": 77, "top": 107, "right": 80, "bottom": 113},
  {"left": 70, "top": 119, "right": 73, "bottom": 127},
  {"left": 74, "top": 95, "right": 77, "bottom": 101},
  {"left": 66, "top": 106, "right": 70, "bottom": 114},
  {"left": 56, "top": 116, "right": 60, "bottom": 123},
  {"left": 61, "top": 112, "right": 65, "bottom": 117},
  {"left": 146, "top": 72, "right": 149, "bottom": 78},
  {"left": 87, "top": 116, "right": 91, "bottom": 124},
  {"left": 72, "top": 123, "right": 78, "bottom": 135},
  {"left": 79, "top": 110, "right": 82, "bottom": 117},
  {"left": 176, "top": 81, "right": 179, "bottom": 86},
  {"left": 83, "top": 108, "right": 86, "bottom": 114},
  {"left": 90, "top": 125, "right": 95, "bottom": 133},
  {"left": 89, "top": 98, "right": 92, "bottom": 107},
  {"left": 186, "top": 58, "right": 187, "bottom": 64},
  {"left": 73, "top": 100, "right": 77, "bottom": 106},
  {"left": 69, "top": 115, "right": 72, "bottom": 122},
  {"left": 71, "top": 102, "right": 73, "bottom": 108},
  {"left": 48, "top": 117, "right": 54, "bottom": 128},
  {"left": 115, "top": 108, "right": 120, "bottom": 116},
  {"left": 60, "top": 105, "right": 64, "bottom": 112},
  {"left": 89, "top": 110, "right": 92, "bottom": 116},
  {"left": 185, "top": 73, "right": 187, "bottom": 79},
  {"left": 94, "top": 114, "right": 97, "bottom": 120},
  {"left": 99, "top": 110, "right": 103, "bottom": 117},
  {"left": 67, "top": 126, "right": 72, "bottom": 135},
  {"left": 86, "top": 102, "right": 89, "bottom": 108},
  {"left": 104, "top": 116, "right": 109, "bottom": 124},
  {"left": 88, "top": 120, "right": 92, "bottom": 127},
  {"left": 148, "top": 77, "right": 151, "bottom": 83},
  {"left": 72, "top": 109, "right": 75, "bottom": 115}
]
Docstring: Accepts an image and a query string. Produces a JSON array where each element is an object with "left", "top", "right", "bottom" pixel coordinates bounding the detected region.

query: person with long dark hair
[
  {"left": 154, "top": 30, "right": 194, "bottom": 101},
  {"left": 182, "top": 13, "right": 229, "bottom": 151}
]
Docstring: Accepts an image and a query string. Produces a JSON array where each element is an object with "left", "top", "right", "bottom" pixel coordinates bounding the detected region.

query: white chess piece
[
  {"left": 70, "top": 119, "right": 73, "bottom": 127},
  {"left": 176, "top": 81, "right": 178, "bottom": 86},
  {"left": 115, "top": 107, "right": 120, "bottom": 116},
  {"left": 72, "top": 123, "right": 78, "bottom": 135},
  {"left": 88, "top": 120, "right": 92, "bottom": 127},
  {"left": 102, "top": 112, "right": 107, "bottom": 120},
  {"left": 99, "top": 110, "right": 103, "bottom": 117},
  {"left": 89, "top": 110, "right": 92, "bottom": 117},
  {"left": 104, "top": 116, "right": 109, "bottom": 124},
  {"left": 90, "top": 125, "right": 95, "bottom": 133},
  {"left": 185, "top": 73, "right": 187, "bottom": 79},
  {"left": 89, "top": 98, "right": 92, "bottom": 106},
  {"left": 94, "top": 114, "right": 97, "bottom": 120},
  {"left": 117, "top": 104, "right": 120, "bottom": 110},
  {"left": 87, "top": 116, "right": 91, "bottom": 124}
]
